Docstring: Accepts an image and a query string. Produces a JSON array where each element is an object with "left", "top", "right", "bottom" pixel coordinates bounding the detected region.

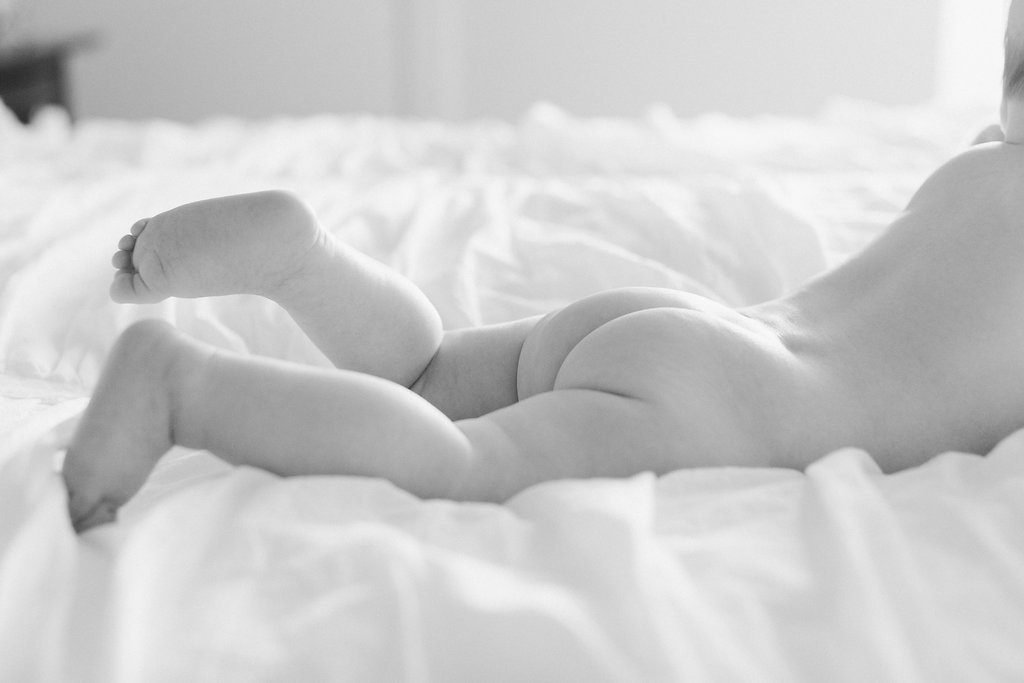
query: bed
[{"left": 2, "top": 99, "right": 1023, "bottom": 681}]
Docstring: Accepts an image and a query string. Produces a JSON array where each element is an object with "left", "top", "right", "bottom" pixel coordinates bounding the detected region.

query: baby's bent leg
[
  {"left": 178, "top": 333, "right": 472, "bottom": 494},
  {"left": 113, "top": 191, "right": 539, "bottom": 419},
  {"left": 64, "top": 319, "right": 675, "bottom": 533},
  {"left": 270, "top": 224, "right": 442, "bottom": 387},
  {"left": 64, "top": 320, "right": 477, "bottom": 531},
  {"left": 114, "top": 191, "right": 442, "bottom": 387}
]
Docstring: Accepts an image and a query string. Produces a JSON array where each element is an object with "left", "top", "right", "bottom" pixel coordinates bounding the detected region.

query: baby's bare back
[{"left": 772, "top": 141, "right": 1024, "bottom": 467}]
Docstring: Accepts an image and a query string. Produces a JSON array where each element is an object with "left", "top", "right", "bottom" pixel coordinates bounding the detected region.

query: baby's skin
[
  {"left": 61, "top": 135, "right": 1024, "bottom": 532},
  {"left": 68, "top": 0, "right": 1024, "bottom": 533}
]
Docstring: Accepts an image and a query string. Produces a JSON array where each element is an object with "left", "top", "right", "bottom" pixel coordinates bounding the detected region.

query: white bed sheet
[{"left": 1, "top": 101, "right": 1023, "bottom": 681}]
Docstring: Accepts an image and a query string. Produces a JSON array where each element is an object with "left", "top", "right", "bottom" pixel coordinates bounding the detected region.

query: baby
[{"left": 62, "top": 11, "right": 1024, "bottom": 533}]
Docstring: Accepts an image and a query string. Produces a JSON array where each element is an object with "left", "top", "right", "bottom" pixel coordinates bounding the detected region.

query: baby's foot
[
  {"left": 63, "top": 319, "right": 208, "bottom": 533},
  {"left": 110, "top": 190, "right": 327, "bottom": 303}
]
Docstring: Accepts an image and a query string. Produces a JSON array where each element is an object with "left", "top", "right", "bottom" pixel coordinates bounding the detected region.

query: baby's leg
[
  {"left": 64, "top": 320, "right": 662, "bottom": 533},
  {"left": 112, "top": 191, "right": 442, "bottom": 387},
  {"left": 64, "top": 320, "right": 476, "bottom": 532},
  {"left": 112, "top": 191, "right": 540, "bottom": 416}
]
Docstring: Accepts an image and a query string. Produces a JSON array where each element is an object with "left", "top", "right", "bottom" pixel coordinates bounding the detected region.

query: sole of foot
[{"left": 110, "top": 190, "right": 326, "bottom": 304}]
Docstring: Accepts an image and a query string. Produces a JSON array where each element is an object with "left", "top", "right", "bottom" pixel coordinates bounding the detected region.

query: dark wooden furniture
[{"left": 0, "top": 34, "right": 96, "bottom": 123}]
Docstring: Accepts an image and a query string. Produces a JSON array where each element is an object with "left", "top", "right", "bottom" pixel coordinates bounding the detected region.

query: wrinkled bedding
[{"left": 1, "top": 100, "right": 1023, "bottom": 681}]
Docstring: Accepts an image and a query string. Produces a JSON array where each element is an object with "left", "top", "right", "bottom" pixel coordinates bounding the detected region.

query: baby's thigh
[
  {"left": 453, "top": 313, "right": 736, "bottom": 498},
  {"left": 414, "top": 316, "right": 542, "bottom": 420},
  {"left": 454, "top": 387, "right": 679, "bottom": 501}
]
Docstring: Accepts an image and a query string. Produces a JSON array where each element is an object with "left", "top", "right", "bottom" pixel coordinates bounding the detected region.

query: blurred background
[{"left": 0, "top": 0, "right": 1011, "bottom": 123}]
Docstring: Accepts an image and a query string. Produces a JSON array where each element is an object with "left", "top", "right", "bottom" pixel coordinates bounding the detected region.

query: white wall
[
  {"left": 18, "top": 0, "right": 397, "bottom": 120},
  {"left": 10, "top": 0, "right": 1002, "bottom": 122},
  {"left": 456, "top": 0, "right": 939, "bottom": 118},
  {"left": 936, "top": 0, "right": 1008, "bottom": 108}
]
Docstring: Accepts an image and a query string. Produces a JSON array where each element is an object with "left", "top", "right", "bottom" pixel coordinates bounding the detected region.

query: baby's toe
[
  {"left": 112, "top": 250, "right": 133, "bottom": 270},
  {"left": 110, "top": 271, "right": 135, "bottom": 302},
  {"left": 130, "top": 218, "right": 149, "bottom": 237},
  {"left": 110, "top": 269, "right": 162, "bottom": 304},
  {"left": 117, "top": 234, "right": 136, "bottom": 251}
]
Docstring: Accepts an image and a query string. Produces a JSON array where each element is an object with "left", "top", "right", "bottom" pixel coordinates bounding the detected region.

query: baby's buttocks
[
  {"left": 515, "top": 287, "right": 706, "bottom": 400},
  {"left": 516, "top": 287, "right": 819, "bottom": 467},
  {"left": 516, "top": 287, "right": 787, "bottom": 398}
]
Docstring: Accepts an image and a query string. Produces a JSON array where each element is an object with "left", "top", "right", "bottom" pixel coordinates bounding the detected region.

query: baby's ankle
[{"left": 262, "top": 228, "right": 334, "bottom": 305}]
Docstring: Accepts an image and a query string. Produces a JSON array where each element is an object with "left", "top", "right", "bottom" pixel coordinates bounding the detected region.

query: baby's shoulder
[{"left": 911, "top": 143, "right": 1024, "bottom": 219}]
